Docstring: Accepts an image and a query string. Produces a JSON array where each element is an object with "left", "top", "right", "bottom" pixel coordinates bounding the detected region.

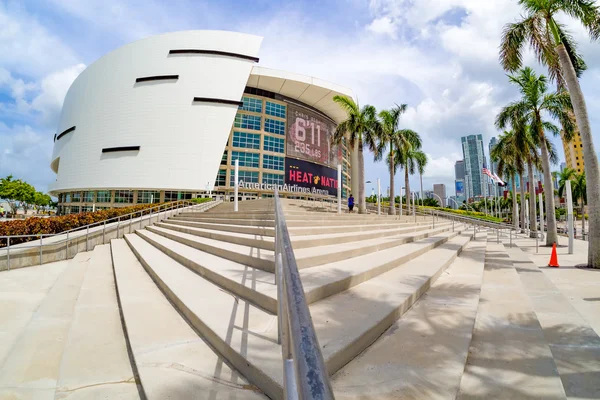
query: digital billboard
[
  {"left": 455, "top": 180, "right": 464, "bottom": 195},
  {"left": 286, "top": 103, "right": 341, "bottom": 167},
  {"left": 285, "top": 157, "right": 338, "bottom": 196}
]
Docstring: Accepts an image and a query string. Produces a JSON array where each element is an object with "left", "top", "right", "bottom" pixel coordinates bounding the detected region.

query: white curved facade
[{"left": 50, "top": 30, "right": 355, "bottom": 210}]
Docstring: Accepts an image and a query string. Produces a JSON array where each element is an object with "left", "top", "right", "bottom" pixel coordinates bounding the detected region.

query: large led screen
[
  {"left": 285, "top": 157, "right": 338, "bottom": 196},
  {"left": 286, "top": 103, "right": 341, "bottom": 167}
]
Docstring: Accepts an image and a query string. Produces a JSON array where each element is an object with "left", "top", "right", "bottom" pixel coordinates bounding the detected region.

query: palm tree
[
  {"left": 491, "top": 130, "right": 523, "bottom": 230},
  {"left": 416, "top": 153, "right": 428, "bottom": 208},
  {"left": 496, "top": 67, "right": 574, "bottom": 244},
  {"left": 401, "top": 142, "right": 425, "bottom": 214},
  {"left": 500, "top": 0, "right": 600, "bottom": 266},
  {"left": 332, "top": 96, "right": 380, "bottom": 214},
  {"left": 376, "top": 105, "right": 418, "bottom": 215}
]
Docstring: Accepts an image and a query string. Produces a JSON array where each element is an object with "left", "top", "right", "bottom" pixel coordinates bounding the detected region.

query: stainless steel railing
[
  {"left": 0, "top": 199, "right": 220, "bottom": 270},
  {"left": 273, "top": 189, "right": 334, "bottom": 400}
]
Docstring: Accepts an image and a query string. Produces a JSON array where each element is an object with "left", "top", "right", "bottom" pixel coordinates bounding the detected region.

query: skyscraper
[
  {"left": 434, "top": 184, "right": 447, "bottom": 207},
  {"left": 489, "top": 137, "right": 498, "bottom": 175},
  {"left": 461, "top": 134, "right": 487, "bottom": 199}
]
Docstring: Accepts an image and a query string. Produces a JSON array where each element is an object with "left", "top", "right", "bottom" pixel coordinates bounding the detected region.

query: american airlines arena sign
[{"left": 237, "top": 181, "right": 331, "bottom": 196}]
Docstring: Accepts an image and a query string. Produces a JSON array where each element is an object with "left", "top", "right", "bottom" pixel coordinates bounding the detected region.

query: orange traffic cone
[{"left": 548, "top": 242, "right": 559, "bottom": 268}]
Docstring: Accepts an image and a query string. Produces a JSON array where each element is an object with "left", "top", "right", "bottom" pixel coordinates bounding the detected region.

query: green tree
[
  {"left": 496, "top": 67, "right": 573, "bottom": 243},
  {"left": 500, "top": 0, "right": 600, "bottom": 266},
  {"left": 558, "top": 168, "right": 587, "bottom": 237},
  {"left": 491, "top": 130, "right": 524, "bottom": 230},
  {"left": 333, "top": 96, "right": 379, "bottom": 214},
  {"left": 400, "top": 142, "right": 426, "bottom": 214},
  {"left": 416, "top": 152, "right": 428, "bottom": 207},
  {"left": 33, "top": 192, "right": 52, "bottom": 212},
  {"left": 0, "top": 175, "right": 36, "bottom": 215},
  {"left": 422, "top": 198, "right": 439, "bottom": 207}
]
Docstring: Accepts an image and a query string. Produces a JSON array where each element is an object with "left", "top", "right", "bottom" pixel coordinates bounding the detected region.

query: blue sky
[{"left": 1, "top": 0, "right": 599, "bottom": 196}]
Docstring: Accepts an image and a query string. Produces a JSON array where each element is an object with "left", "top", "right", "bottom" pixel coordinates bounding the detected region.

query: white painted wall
[{"left": 49, "top": 30, "right": 262, "bottom": 194}]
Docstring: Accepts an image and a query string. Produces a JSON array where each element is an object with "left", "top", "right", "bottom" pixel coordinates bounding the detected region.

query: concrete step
[
  {"left": 158, "top": 220, "right": 445, "bottom": 251},
  {"left": 146, "top": 224, "right": 275, "bottom": 272},
  {"left": 111, "top": 239, "right": 267, "bottom": 399},
  {"left": 156, "top": 221, "right": 275, "bottom": 250},
  {"left": 122, "top": 234, "right": 283, "bottom": 399},
  {"left": 0, "top": 252, "right": 92, "bottom": 398},
  {"left": 503, "top": 242, "right": 600, "bottom": 400},
  {"left": 294, "top": 224, "right": 458, "bottom": 269},
  {"left": 457, "top": 238, "right": 567, "bottom": 399},
  {"left": 331, "top": 238, "right": 487, "bottom": 399},
  {"left": 134, "top": 228, "right": 465, "bottom": 315},
  {"left": 0, "top": 258, "right": 68, "bottom": 371},
  {"left": 54, "top": 244, "right": 138, "bottom": 399},
  {"left": 173, "top": 216, "right": 276, "bottom": 227},
  {"left": 135, "top": 229, "right": 277, "bottom": 314},
  {"left": 164, "top": 219, "right": 276, "bottom": 236},
  {"left": 309, "top": 233, "right": 473, "bottom": 377}
]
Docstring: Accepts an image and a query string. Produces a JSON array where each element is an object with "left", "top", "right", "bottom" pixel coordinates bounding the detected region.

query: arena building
[{"left": 49, "top": 30, "right": 356, "bottom": 213}]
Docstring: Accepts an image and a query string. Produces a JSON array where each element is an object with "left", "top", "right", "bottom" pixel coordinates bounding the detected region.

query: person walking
[
  {"left": 0, "top": 205, "right": 4, "bottom": 218},
  {"left": 348, "top": 194, "right": 355, "bottom": 213}
]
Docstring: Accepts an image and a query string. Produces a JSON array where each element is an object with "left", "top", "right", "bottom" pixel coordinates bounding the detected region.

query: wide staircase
[{"left": 1, "top": 199, "right": 598, "bottom": 399}]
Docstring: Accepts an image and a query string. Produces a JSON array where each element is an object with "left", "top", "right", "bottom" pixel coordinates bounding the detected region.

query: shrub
[
  {"left": 418, "top": 206, "right": 504, "bottom": 223},
  {"left": 190, "top": 197, "right": 213, "bottom": 204},
  {"left": 0, "top": 202, "right": 188, "bottom": 247}
]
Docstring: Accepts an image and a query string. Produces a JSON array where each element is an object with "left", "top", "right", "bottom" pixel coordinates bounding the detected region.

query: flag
[
  {"left": 492, "top": 173, "right": 505, "bottom": 186},
  {"left": 482, "top": 167, "right": 492, "bottom": 178}
]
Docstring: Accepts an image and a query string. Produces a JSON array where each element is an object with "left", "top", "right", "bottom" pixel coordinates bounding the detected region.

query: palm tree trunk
[
  {"left": 405, "top": 168, "right": 410, "bottom": 214},
  {"left": 520, "top": 175, "right": 526, "bottom": 233},
  {"left": 358, "top": 145, "right": 366, "bottom": 214},
  {"left": 512, "top": 175, "right": 518, "bottom": 230},
  {"left": 528, "top": 163, "right": 537, "bottom": 238},
  {"left": 557, "top": 44, "right": 599, "bottom": 266},
  {"left": 539, "top": 140, "right": 557, "bottom": 245},
  {"left": 420, "top": 173, "right": 424, "bottom": 207},
  {"left": 389, "top": 144, "right": 395, "bottom": 215}
]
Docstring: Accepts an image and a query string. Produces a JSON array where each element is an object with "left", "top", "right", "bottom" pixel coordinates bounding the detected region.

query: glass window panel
[
  {"left": 262, "top": 173, "right": 284, "bottom": 185},
  {"left": 164, "top": 191, "right": 192, "bottom": 202},
  {"left": 263, "top": 136, "right": 285, "bottom": 153},
  {"left": 230, "top": 170, "right": 258, "bottom": 186},
  {"left": 234, "top": 114, "right": 261, "bottom": 130},
  {"left": 230, "top": 151, "right": 259, "bottom": 168},
  {"left": 115, "top": 190, "right": 133, "bottom": 204},
  {"left": 138, "top": 190, "right": 160, "bottom": 204},
  {"left": 264, "top": 118, "right": 285, "bottom": 135},
  {"left": 221, "top": 151, "right": 228, "bottom": 165},
  {"left": 265, "top": 101, "right": 286, "bottom": 118},
  {"left": 263, "top": 154, "right": 284, "bottom": 171},
  {"left": 240, "top": 96, "right": 263, "bottom": 113},
  {"left": 71, "top": 192, "right": 81, "bottom": 202},
  {"left": 82, "top": 191, "right": 94, "bottom": 202},
  {"left": 96, "top": 191, "right": 111, "bottom": 203},
  {"left": 232, "top": 131, "right": 260, "bottom": 149},
  {"left": 215, "top": 169, "right": 227, "bottom": 187}
]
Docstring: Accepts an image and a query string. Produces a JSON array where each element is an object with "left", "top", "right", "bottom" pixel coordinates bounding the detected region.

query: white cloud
[{"left": 366, "top": 16, "right": 398, "bottom": 39}]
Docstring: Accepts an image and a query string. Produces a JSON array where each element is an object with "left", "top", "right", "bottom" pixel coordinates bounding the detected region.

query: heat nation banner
[{"left": 285, "top": 157, "right": 338, "bottom": 196}]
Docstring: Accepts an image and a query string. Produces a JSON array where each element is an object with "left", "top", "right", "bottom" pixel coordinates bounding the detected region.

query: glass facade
[
  {"left": 234, "top": 114, "right": 261, "bottom": 130},
  {"left": 71, "top": 192, "right": 81, "bottom": 202},
  {"left": 232, "top": 131, "right": 260, "bottom": 149},
  {"left": 231, "top": 170, "right": 258, "bottom": 186},
  {"left": 263, "top": 154, "right": 284, "bottom": 171},
  {"left": 97, "top": 190, "right": 111, "bottom": 203},
  {"left": 262, "top": 173, "right": 284, "bottom": 185},
  {"left": 115, "top": 190, "right": 133, "bottom": 203},
  {"left": 264, "top": 118, "right": 285, "bottom": 135},
  {"left": 164, "top": 191, "right": 192, "bottom": 201},
  {"left": 263, "top": 136, "right": 284, "bottom": 153},
  {"left": 265, "top": 101, "right": 286, "bottom": 118},
  {"left": 231, "top": 151, "right": 259, "bottom": 168},
  {"left": 240, "top": 96, "right": 262, "bottom": 113},
  {"left": 138, "top": 190, "right": 160, "bottom": 204},
  {"left": 215, "top": 169, "right": 227, "bottom": 187},
  {"left": 82, "top": 191, "right": 94, "bottom": 202}
]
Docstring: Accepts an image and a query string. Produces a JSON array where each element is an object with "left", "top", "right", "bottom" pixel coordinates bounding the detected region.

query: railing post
[
  {"left": 497, "top": 228, "right": 499, "bottom": 244},
  {"left": 39, "top": 235, "right": 43, "bottom": 265},
  {"left": 103, "top": 220, "right": 106, "bottom": 244},
  {"left": 86, "top": 225, "right": 89, "bottom": 251},
  {"left": 150, "top": 208, "right": 153, "bottom": 226},
  {"left": 7, "top": 236, "right": 10, "bottom": 270},
  {"left": 130, "top": 213, "right": 133, "bottom": 233},
  {"left": 66, "top": 231, "right": 70, "bottom": 259},
  {"left": 117, "top": 216, "right": 120, "bottom": 238}
]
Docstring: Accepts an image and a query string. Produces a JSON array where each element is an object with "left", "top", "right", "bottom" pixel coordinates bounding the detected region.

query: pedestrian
[
  {"left": 348, "top": 194, "right": 354, "bottom": 213},
  {"left": 0, "top": 205, "right": 4, "bottom": 218}
]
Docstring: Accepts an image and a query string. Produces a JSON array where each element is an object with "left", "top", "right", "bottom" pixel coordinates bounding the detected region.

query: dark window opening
[
  {"left": 102, "top": 146, "right": 140, "bottom": 153},
  {"left": 56, "top": 126, "right": 76, "bottom": 141},
  {"left": 135, "top": 75, "right": 179, "bottom": 83},
  {"left": 169, "top": 49, "right": 259, "bottom": 62}
]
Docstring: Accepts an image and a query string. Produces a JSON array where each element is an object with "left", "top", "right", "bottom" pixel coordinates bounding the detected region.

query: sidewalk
[{"left": 506, "top": 234, "right": 600, "bottom": 338}]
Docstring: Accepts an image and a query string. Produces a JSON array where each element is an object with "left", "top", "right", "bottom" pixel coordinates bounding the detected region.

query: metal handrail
[
  {"left": 1, "top": 199, "right": 219, "bottom": 270},
  {"left": 274, "top": 188, "right": 334, "bottom": 400}
]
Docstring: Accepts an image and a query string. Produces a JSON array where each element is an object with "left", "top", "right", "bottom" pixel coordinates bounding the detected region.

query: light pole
[
  {"left": 432, "top": 193, "right": 444, "bottom": 208},
  {"left": 448, "top": 197, "right": 460, "bottom": 209}
]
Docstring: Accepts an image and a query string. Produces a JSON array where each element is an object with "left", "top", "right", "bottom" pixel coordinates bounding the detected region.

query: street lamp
[
  {"left": 431, "top": 193, "right": 444, "bottom": 208},
  {"left": 448, "top": 197, "right": 460, "bottom": 209}
]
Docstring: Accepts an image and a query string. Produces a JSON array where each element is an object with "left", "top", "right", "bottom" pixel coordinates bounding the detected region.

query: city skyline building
[
  {"left": 461, "top": 134, "right": 487, "bottom": 199},
  {"left": 434, "top": 183, "right": 447, "bottom": 207},
  {"left": 561, "top": 129, "right": 585, "bottom": 174},
  {"left": 454, "top": 159, "right": 466, "bottom": 204}
]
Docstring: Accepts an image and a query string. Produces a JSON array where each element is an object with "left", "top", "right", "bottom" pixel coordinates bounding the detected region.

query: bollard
[{"left": 6, "top": 236, "right": 10, "bottom": 271}]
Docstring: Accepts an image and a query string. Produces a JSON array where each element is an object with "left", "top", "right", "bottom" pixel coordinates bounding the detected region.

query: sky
[{"left": 1, "top": 0, "right": 599, "bottom": 197}]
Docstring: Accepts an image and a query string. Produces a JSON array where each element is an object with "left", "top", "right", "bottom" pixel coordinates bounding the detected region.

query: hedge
[
  {"left": 418, "top": 206, "right": 504, "bottom": 223},
  {"left": 0, "top": 202, "right": 188, "bottom": 247}
]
